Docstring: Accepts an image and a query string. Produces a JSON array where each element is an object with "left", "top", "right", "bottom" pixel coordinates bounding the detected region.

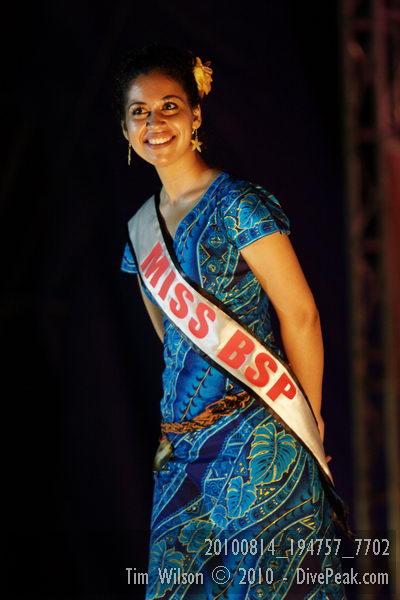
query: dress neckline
[{"left": 155, "top": 170, "right": 228, "bottom": 244}]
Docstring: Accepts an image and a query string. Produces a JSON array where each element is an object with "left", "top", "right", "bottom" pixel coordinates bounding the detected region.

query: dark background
[{"left": 3, "top": 1, "right": 352, "bottom": 597}]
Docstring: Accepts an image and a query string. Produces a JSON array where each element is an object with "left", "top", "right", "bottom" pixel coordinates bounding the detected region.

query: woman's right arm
[{"left": 137, "top": 277, "right": 165, "bottom": 343}]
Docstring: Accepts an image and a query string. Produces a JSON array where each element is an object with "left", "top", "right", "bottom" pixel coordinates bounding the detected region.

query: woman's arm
[
  {"left": 137, "top": 277, "right": 165, "bottom": 343},
  {"left": 240, "top": 232, "right": 325, "bottom": 441}
]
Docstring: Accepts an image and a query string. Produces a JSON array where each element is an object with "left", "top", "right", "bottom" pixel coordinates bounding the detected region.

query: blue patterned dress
[{"left": 121, "top": 171, "right": 346, "bottom": 599}]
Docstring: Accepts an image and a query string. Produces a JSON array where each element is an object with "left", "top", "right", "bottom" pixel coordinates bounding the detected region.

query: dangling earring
[
  {"left": 190, "top": 128, "right": 202, "bottom": 152},
  {"left": 128, "top": 142, "right": 132, "bottom": 165}
]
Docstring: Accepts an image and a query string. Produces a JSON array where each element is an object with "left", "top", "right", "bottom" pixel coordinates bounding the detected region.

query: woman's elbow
[{"left": 279, "top": 304, "right": 321, "bottom": 329}]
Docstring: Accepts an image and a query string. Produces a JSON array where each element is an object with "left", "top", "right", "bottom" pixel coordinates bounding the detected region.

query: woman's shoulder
[
  {"left": 216, "top": 171, "right": 284, "bottom": 209},
  {"left": 215, "top": 172, "right": 291, "bottom": 249},
  {"left": 216, "top": 172, "right": 290, "bottom": 222}
]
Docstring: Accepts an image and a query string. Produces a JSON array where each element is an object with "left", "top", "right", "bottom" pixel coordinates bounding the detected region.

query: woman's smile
[{"left": 145, "top": 134, "right": 176, "bottom": 148}]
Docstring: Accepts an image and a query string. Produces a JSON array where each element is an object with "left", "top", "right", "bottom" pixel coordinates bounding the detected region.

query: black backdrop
[{"left": 3, "top": 1, "right": 352, "bottom": 598}]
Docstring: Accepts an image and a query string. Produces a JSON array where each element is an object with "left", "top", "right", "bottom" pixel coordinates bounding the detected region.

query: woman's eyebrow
[{"left": 128, "top": 94, "right": 184, "bottom": 107}]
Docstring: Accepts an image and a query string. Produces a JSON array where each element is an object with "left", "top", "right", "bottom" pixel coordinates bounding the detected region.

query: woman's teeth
[{"left": 147, "top": 136, "right": 173, "bottom": 145}]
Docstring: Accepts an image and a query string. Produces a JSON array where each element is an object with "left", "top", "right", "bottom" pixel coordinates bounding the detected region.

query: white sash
[{"left": 127, "top": 194, "right": 334, "bottom": 485}]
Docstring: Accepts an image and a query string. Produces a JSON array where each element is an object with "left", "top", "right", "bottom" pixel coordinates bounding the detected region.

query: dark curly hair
[{"left": 113, "top": 42, "right": 204, "bottom": 122}]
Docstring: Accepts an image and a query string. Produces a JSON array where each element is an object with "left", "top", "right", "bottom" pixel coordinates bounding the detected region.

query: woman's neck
[{"left": 156, "top": 154, "right": 220, "bottom": 205}]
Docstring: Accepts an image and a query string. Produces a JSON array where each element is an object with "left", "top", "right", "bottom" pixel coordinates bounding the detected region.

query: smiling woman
[
  {"left": 114, "top": 42, "right": 349, "bottom": 600},
  {"left": 124, "top": 81, "right": 189, "bottom": 160}
]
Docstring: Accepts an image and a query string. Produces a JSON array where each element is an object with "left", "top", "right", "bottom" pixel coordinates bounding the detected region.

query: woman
[{"left": 117, "top": 43, "right": 348, "bottom": 599}]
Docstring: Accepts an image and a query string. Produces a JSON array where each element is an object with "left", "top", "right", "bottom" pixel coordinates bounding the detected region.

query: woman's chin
[{"left": 143, "top": 147, "right": 191, "bottom": 167}]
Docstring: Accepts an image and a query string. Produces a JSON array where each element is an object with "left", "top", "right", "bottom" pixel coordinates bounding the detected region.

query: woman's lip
[{"left": 145, "top": 135, "right": 176, "bottom": 148}]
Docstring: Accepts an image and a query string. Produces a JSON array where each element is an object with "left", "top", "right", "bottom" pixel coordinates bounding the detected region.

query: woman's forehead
[{"left": 125, "top": 71, "right": 187, "bottom": 105}]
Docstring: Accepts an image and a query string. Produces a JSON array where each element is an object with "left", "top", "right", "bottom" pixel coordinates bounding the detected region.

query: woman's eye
[{"left": 130, "top": 103, "right": 177, "bottom": 117}]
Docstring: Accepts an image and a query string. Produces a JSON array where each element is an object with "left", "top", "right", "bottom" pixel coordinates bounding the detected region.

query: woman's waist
[
  {"left": 161, "top": 389, "right": 253, "bottom": 433},
  {"left": 154, "top": 393, "right": 263, "bottom": 470},
  {"left": 160, "top": 377, "right": 247, "bottom": 421}
]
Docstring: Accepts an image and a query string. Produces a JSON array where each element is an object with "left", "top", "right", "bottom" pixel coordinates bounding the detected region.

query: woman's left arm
[{"left": 240, "top": 232, "right": 325, "bottom": 442}]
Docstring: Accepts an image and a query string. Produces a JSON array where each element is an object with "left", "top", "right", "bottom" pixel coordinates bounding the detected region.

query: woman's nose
[{"left": 146, "top": 111, "right": 166, "bottom": 127}]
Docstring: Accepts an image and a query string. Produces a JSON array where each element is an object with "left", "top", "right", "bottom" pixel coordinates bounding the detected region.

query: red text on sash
[{"left": 140, "top": 242, "right": 296, "bottom": 401}]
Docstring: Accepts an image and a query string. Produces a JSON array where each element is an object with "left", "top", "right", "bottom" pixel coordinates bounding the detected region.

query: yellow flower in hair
[{"left": 193, "top": 56, "right": 213, "bottom": 98}]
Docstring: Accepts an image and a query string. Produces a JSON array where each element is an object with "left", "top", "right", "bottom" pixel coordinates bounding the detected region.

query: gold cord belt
[
  {"left": 153, "top": 391, "right": 252, "bottom": 472},
  {"left": 160, "top": 390, "right": 252, "bottom": 434}
]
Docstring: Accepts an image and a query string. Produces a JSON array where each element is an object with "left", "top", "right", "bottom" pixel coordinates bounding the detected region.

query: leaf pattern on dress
[
  {"left": 147, "top": 539, "right": 184, "bottom": 599},
  {"left": 248, "top": 422, "right": 297, "bottom": 485},
  {"left": 178, "top": 519, "right": 213, "bottom": 552},
  {"left": 210, "top": 504, "right": 228, "bottom": 528},
  {"left": 238, "top": 194, "right": 272, "bottom": 230},
  {"left": 226, "top": 475, "right": 256, "bottom": 518}
]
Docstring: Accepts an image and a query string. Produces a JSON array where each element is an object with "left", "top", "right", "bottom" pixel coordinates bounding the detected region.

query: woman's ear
[
  {"left": 121, "top": 120, "right": 129, "bottom": 142},
  {"left": 192, "top": 104, "right": 202, "bottom": 129}
]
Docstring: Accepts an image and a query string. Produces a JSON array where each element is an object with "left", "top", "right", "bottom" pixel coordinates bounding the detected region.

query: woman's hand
[{"left": 315, "top": 413, "right": 332, "bottom": 464}]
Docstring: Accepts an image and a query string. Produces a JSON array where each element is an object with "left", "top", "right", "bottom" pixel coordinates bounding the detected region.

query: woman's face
[{"left": 121, "top": 70, "right": 201, "bottom": 167}]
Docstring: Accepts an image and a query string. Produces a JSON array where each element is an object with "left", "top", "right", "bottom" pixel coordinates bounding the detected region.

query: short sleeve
[
  {"left": 120, "top": 241, "right": 138, "bottom": 275},
  {"left": 120, "top": 240, "right": 161, "bottom": 307},
  {"left": 221, "top": 183, "right": 291, "bottom": 250}
]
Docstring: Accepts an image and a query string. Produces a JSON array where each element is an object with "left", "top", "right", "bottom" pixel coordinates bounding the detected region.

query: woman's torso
[{"left": 150, "top": 170, "right": 292, "bottom": 424}]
